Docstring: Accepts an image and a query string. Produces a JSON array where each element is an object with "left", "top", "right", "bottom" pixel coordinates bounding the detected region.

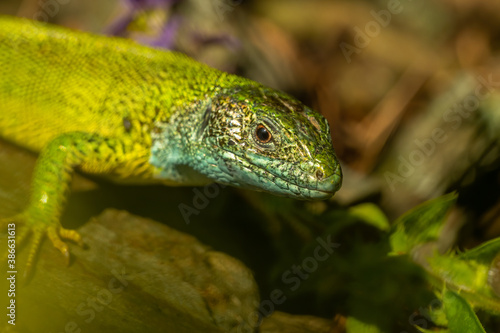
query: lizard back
[{"left": 0, "top": 16, "right": 233, "bottom": 153}]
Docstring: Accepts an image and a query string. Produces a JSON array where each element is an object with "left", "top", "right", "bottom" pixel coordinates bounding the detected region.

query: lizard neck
[
  {"left": 149, "top": 95, "right": 219, "bottom": 186},
  {"left": 149, "top": 79, "right": 261, "bottom": 186}
]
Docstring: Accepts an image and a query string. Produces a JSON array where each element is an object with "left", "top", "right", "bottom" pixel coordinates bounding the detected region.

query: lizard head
[
  {"left": 195, "top": 85, "right": 342, "bottom": 200},
  {"left": 151, "top": 85, "right": 342, "bottom": 200}
]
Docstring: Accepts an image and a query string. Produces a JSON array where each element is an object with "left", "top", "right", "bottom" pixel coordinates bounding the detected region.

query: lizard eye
[{"left": 255, "top": 124, "right": 272, "bottom": 143}]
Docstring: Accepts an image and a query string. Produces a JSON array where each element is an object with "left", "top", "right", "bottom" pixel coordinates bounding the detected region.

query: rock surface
[{"left": 1, "top": 209, "right": 260, "bottom": 333}]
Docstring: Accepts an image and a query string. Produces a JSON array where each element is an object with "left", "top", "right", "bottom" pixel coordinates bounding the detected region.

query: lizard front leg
[{"left": 1, "top": 131, "right": 144, "bottom": 277}]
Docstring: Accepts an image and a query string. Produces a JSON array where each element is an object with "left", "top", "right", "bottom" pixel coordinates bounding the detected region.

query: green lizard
[{"left": 0, "top": 15, "right": 342, "bottom": 273}]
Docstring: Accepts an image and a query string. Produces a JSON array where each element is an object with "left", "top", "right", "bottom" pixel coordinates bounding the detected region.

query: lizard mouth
[
  {"left": 222, "top": 149, "right": 342, "bottom": 199},
  {"left": 263, "top": 165, "right": 342, "bottom": 200}
]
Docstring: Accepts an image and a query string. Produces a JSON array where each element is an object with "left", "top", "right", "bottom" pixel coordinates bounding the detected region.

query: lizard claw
[
  {"left": 1, "top": 211, "right": 83, "bottom": 280},
  {"left": 59, "top": 227, "right": 84, "bottom": 248},
  {"left": 47, "top": 225, "right": 77, "bottom": 265}
]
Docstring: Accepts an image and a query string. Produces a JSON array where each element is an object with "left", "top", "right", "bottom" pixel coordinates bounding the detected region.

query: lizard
[{"left": 0, "top": 15, "right": 342, "bottom": 275}]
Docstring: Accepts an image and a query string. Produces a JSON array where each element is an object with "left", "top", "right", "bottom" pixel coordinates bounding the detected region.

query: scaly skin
[{"left": 0, "top": 16, "right": 342, "bottom": 275}]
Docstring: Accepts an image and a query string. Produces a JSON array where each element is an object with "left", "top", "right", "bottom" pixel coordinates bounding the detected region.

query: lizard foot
[{"left": 1, "top": 211, "right": 83, "bottom": 279}]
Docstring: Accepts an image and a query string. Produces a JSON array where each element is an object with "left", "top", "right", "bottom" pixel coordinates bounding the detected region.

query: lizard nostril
[{"left": 315, "top": 169, "right": 324, "bottom": 180}]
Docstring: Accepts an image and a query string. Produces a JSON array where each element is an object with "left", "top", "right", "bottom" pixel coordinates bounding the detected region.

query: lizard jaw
[
  {"left": 260, "top": 163, "right": 342, "bottom": 200},
  {"left": 216, "top": 148, "right": 342, "bottom": 200}
]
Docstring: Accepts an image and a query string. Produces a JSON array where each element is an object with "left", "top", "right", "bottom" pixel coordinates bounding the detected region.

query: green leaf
[
  {"left": 442, "top": 290, "right": 486, "bottom": 333},
  {"left": 390, "top": 193, "right": 457, "bottom": 254},
  {"left": 458, "top": 237, "right": 500, "bottom": 263},
  {"left": 428, "top": 253, "right": 491, "bottom": 295},
  {"left": 348, "top": 203, "right": 390, "bottom": 231},
  {"left": 425, "top": 240, "right": 500, "bottom": 313},
  {"left": 346, "top": 317, "right": 384, "bottom": 333}
]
